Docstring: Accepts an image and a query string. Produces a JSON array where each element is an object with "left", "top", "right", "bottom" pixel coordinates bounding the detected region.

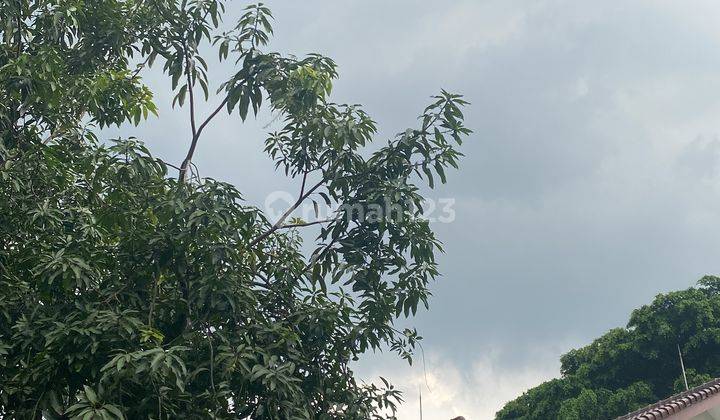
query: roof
[{"left": 617, "top": 378, "right": 720, "bottom": 420}]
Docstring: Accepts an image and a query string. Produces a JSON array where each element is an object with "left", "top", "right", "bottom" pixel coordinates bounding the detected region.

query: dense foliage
[
  {"left": 496, "top": 276, "right": 720, "bottom": 420},
  {"left": 0, "top": 1, "right": 470, "bottom": 418}
]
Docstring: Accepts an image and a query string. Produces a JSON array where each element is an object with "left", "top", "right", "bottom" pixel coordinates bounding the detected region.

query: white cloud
[{"left": 359, "top": 347, "right": 561, "bottom": 420}]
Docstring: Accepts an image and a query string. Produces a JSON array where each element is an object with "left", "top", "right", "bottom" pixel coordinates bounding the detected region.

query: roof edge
[{"left": 617, "top": 378, "right": 720, "bottom": 420}]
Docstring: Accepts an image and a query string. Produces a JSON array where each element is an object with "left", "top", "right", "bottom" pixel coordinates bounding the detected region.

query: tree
[
  {"left": 0, "top": 1, "right": 471, "bottom": 419},
  {"left": 496, "top": 276, "right": 720, "bottom": 420}
]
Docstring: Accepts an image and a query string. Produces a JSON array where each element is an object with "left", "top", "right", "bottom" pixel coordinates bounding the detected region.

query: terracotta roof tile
[{"left": 617, "top": 378, "right": 720, "bottom": 420}]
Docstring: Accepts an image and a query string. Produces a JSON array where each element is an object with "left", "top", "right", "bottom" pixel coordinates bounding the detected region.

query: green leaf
[
  {"left": 103, "top": 404, "right": 125, "bottom": 419},
  {"left": 83, "top": 385, "right": 98, "bottom": 405}
]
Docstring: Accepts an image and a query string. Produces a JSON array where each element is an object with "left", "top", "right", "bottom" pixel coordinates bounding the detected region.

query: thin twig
[
  {"left": 248, "top": 179, "right": 324, "bottom": 248},
  {"left": 179, "top": 41, "right": 198, "bottom": 182},
  {"left": 207, "top": 327, "right": 218, "bottom": 416},
  {"left": 299, "top": 170, "right": 308, "bottom": 197},
  {"left": 279, "top": 217, "right": 335, "bottom": 229},
  {"left": 131, "top": 54, "right": 152, "bottom": 79},
  {"left": 155, "top": 158, "right": 182, "bottom": 171}
]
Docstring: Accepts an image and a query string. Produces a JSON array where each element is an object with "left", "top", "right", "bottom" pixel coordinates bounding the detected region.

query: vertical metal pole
[
  {"left": 678, "top": 343, "right": 689, "bottom": 391},
  {"left": 419, "top": 385, "right": 423, "bottom": 420}
]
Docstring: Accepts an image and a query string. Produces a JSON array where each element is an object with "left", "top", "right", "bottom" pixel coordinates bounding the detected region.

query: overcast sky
[{"left": 107, "top": 1, "right": 720, "bottom": 418}]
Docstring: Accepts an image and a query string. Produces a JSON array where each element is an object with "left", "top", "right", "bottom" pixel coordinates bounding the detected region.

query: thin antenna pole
[
  {"left": 678, "top": 343, "right": 689, "bottom": 391},
  {"left": 419, "top": 385, "right": 423, "bottom": 420}
]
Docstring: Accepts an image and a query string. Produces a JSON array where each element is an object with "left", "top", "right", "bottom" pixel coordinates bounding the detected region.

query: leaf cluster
[{"left": 0, "top": 1, "right": 471, "bottom": 419}]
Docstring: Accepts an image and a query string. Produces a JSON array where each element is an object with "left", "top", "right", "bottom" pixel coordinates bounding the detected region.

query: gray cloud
[{"left": 105, "top": 1, "right": 720, "bottom": 417}]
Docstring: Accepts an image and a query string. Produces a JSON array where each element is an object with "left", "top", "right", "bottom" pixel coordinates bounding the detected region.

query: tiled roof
[{"left": 617, "top": 378, "right": 720, "bottom": 420}]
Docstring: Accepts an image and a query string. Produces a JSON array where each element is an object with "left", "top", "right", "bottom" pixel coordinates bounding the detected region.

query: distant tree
[
  {"left": 673, "top": 369, "right": 712, "bottom": 394},
  {"left": 0, "top": 1, "right": 471, "bottom": 418},
  {"left": 496, "top": 276, "right": 720, "bottom": 420}
]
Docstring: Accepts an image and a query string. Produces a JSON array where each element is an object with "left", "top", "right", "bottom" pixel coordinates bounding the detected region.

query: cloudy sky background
[{"left": 106, "top": 1, "right": 720, "bottom": 418}]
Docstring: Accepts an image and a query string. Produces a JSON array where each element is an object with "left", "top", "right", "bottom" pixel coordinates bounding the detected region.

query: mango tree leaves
[{"left": 0, "top": 1, "right": 469, "bottom": 418}]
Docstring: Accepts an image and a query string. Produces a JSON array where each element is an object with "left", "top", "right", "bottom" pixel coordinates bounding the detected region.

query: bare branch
[
  {"left": 279, "top": 217, "right": 336, "bottom": 230},
  {"left": 177, "top": 99, "right": 230, "bottom": 182},
  {"left": 131, "top": 54, "right": 152, "bottom": 79},
  {"left": 179, "top": 43, "right": 198, "bottom": 182},
  {"left": 299, "top": 170, "right": 308, "bottom": 197},
  {"left": 155, "top": 158, "right": 182, "bottom": 171},
  {"left": 248, "top": 179, "right": 325, "bottom": 248}
]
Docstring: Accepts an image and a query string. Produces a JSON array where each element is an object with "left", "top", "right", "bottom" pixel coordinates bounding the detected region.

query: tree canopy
[
  {"left": 496, "top": 276, "right": 720, "bottom": 420},
  {"left": 0, "top": 1, "right": 470, "bottom": 418}
]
